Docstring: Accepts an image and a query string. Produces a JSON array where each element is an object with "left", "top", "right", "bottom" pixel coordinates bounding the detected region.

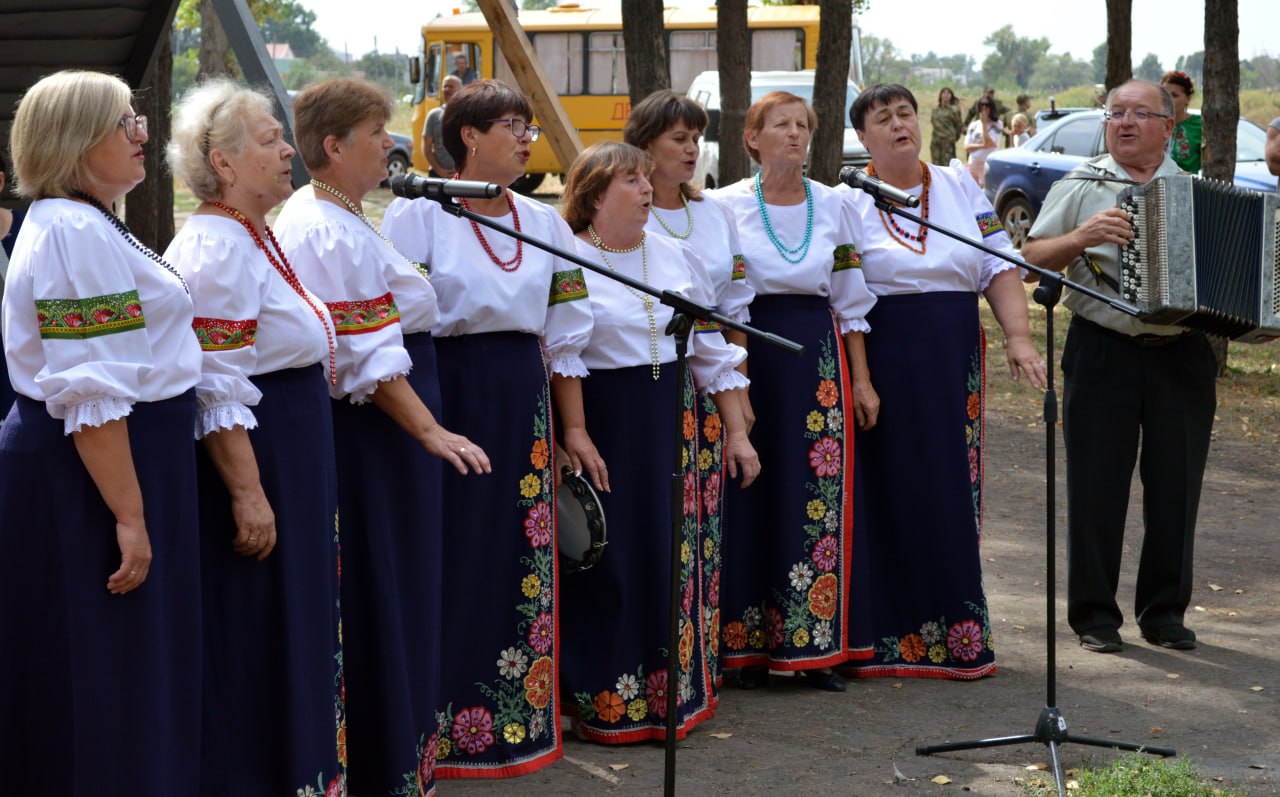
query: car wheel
[
  {"left": 509, "top": 173, "right": 546, "bottom": 195},
  {"left": 382, "top": 152, "right": 410, "bottom": 187},
  {"left": 999, "top": 196, "right": 1035, "bottom": 250}
]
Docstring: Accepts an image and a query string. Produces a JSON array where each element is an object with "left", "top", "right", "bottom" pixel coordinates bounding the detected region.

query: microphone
[
  {"left": 390, "top": 173, "right": 504, "bottom": 201},
  {"left": 838, "top": 166, "right": 921, "bottom": 208}
]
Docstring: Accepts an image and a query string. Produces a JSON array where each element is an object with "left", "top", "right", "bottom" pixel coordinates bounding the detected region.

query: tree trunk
[
  {"left": 716, "top": 0, "right": 750, "bottom": 188},
  {"left": 127, "top": 34, "right": 174, "bottom": 253},
  {"left": 621, "top": 0, "right": 669, "bottom": 107},
  {"left": 810, "top": 1, "right": 851, "bottom": 186},
  {"left": 198, "top": 0, "right": 232, "bottom": 79},
  {"left": 1104, "top": 0, "right": 1132, "bottom": 91},
  {"left": 1202, "top": 0, "right": 1239, "bottom": 374}
]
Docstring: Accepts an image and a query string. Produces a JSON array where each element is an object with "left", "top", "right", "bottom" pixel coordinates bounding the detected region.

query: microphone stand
[
  {"left": 861, "top": 196, "right": 1174, "bottom": 797},
  {"left": 425, "top": 195, "right": 803, "bottom": 797}
]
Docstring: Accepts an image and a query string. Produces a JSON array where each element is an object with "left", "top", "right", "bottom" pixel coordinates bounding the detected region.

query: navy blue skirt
[
  {"left": 332, "top": 332, "right": 443, "bottom": 796},
  {"left": 197, "top": 365, "right": 344, "bottom": 796},
  {"left": 0, "top": 391, "right": 201, "bottom": 797},
  {"left": 560, "top": 362, "right": 715, "bottom": 743},
  {"left": 431, "top": 332, "right": 562, "bottom": 779},
  {"left": 846, "top": 291, "right": 996, "bottom": 680},
  {"left": 720, "top": 294, "right": 860, "bottom": 670}
]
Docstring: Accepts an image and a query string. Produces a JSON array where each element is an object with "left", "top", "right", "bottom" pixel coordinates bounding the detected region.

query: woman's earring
[{"left": 471, "top": 144, "right": 477, "bottom": 159}]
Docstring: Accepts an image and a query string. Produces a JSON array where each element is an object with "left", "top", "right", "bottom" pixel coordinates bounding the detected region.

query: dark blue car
[{"left": 984, "top": 110, "right": 1275, "bottom": 248}]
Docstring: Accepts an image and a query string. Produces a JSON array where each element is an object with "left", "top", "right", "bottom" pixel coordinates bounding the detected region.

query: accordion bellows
[{"left": 1118, "top": 173, "right": 1280, "bottom": 343}]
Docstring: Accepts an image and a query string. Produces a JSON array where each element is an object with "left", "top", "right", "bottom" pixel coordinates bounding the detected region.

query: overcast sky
[{"left": 309, "top": 0, "right": 1277, "bottom": 76}]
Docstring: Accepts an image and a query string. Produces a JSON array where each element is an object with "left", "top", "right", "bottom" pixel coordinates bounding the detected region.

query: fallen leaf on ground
[
  {"left": 1150, "top": 726, "right": 1163, "bottom": 734},
  {"left": 1194, "top": 605, "right": 1206, "bottom": 612},
  {"left": 1250, "top": 686, "right": 1265, "bottom": 692},
  {"left": 1209, "top": 583, "right": 1223, "bottom": 591},
  {"left": 1025, "top": 763, "right": 1047, "bottom": 771},
  {"left": 608, "top": 763, "right": 628, "bottom": 771},
  {"left": 1167, "top": 673, "right": 1181, "bottom": 679},
  {"left": 931, "top": 774, "right": 952, "bottom": 784},
  {"left": 893, "top": 763, "right": 911, "bottom": 782},
  {"left": 709, "top": 732, "right": 733, "bottom": 739}
]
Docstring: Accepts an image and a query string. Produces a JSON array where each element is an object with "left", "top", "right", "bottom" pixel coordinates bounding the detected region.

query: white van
[{"left": 686, "top": 69, "right": 870, "bottom": 188}]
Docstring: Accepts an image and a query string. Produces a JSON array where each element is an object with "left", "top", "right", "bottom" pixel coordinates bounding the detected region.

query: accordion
[{"left": 1116, "top": 173, "right": 1280, "bottom": 343}]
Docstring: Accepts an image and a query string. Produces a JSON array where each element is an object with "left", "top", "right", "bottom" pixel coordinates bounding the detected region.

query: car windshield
[
  {"left": 1236, "top": 118, "right": 1267, "bottom": 161},
  {"left": 748, "top": 84, "right": 860, "bottom": 128}
]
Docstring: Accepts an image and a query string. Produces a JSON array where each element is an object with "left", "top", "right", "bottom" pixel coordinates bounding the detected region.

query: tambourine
[{"left": 557, "top": 465, "right": 607, "bottom": 574}]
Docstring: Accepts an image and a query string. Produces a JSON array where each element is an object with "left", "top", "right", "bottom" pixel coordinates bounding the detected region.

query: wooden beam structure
[{"left": 476, "top": 0, "right": 583, "bottom": 173}]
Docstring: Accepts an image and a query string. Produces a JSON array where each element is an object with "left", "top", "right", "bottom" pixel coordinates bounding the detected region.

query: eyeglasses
[
  {"left": 118, "top": 114, "right": 148, "bottom": 143},
  {"left": 488, "top": 117, "right": 541, "bottom": 142},
  {"left": 1104, "top": 108, "right": 1170, "bottom": 124}
]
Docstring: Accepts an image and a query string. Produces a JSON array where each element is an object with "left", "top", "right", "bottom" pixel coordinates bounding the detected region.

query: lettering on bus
[{"left": 612, "top": 101, "right": 630, "bottom": 121}]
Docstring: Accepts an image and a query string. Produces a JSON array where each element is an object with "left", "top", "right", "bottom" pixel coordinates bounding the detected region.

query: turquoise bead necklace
[{"left": 754, "top": 170, "right": 813, "bottom": 264}]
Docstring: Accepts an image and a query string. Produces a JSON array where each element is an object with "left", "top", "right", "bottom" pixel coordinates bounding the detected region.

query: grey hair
[
  {"left": 1105, "top": 80, "right": 1175, "bottom": 118},
  {"left": 168, "top": 79, "right": 275, "bottom": 201}
]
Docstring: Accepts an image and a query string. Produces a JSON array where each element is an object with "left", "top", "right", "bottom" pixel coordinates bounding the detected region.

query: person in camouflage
[{"left": 930, "top": 87, "right": 964, "bottom": 165}]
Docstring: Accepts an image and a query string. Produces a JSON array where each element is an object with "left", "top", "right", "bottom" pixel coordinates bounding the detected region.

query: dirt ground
[{"left": 441, "top": 368, "right": 1280, "bottom": 796}]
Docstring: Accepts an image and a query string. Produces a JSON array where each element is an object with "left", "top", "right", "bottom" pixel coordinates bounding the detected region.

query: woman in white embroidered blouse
[
  {"left": 623, "top": 89, "right": 756, "bottom": 698},
  {"left": 380, "top": 79, "right": 593, "bottom": 778},
  {"left": 837, "top": 84, "right": 1045, "bottom": 682},
  {"left": 165, "top": 79, "right": 344, "bottom": 797},
  {"left": 555, "top": 141, "right": 758, "bottom": 744},
  {"left": 710, "top": 91, "right": 875, "bottom": 693},
  {"left": 275, "top": 77, "right": 489, "bottom": 797},
  {"left": 0, "top": 69, "right": 203, "bottom": 797}
]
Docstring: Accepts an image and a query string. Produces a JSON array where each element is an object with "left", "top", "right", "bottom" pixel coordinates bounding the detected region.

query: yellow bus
[{"left": 409, "top": 3, "right": 822, "bottom": 191}]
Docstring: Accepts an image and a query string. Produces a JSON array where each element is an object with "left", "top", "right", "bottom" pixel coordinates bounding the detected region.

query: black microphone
[
  {"left": 390, "top": 173, "right": 504, "bottom": 201},
  {"left": 838, "top": 166, "right": 921, "bottom": 208}
]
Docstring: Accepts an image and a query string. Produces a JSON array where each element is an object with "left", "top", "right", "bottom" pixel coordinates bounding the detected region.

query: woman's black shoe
[{"left": 797, "top": 669, "right": 847, "bottom": 692}]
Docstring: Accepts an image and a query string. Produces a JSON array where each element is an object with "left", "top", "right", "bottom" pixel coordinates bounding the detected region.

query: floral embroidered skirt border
[
  {"left": 431, "top": 332, "right": 563, "bottom": 779},
  {"left": 846, "top": 290, "right": 997, "bottom": 680},
  {"left": 560, "top": 361, "right": 716, "bottom": 744},
  {"left": 720, "top": 294, "right": 861, "bottom": 671}
]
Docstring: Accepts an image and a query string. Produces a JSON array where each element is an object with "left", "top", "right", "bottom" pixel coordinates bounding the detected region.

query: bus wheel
[{"left": 510, "top": 173, "right": 546, "bottom": 195}]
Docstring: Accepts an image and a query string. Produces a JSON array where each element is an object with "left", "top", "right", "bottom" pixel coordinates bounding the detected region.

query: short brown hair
[
  {"left": 9, "top": 70, "right": 134, "bottom": 199},
  {"left": 743, "top": 92, "right": 817, "bottom": 164},
  {"left": 623, "top": 89, "right": 707, "bottom": 200},
  {"left": 560, "top": 141, "right": 653, "bottom": 233},
  {"left": 442, "top": 79, "right": 532, "bottom": 171},
  {"left": 293, "top": 78, "right": 392, "bottom": 171}
]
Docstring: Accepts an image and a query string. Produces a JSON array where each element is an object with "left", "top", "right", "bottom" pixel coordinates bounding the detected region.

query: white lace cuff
[
  {"left": 197, "top": 402, "right": 259, "bottom": 439},
  {"left": 701, "top": 368, "right": 750, "bottom": 395},
  {"left": 838, "top": 316, "right": 871, "bottom": 335},
  {"left": 64, "top": 396, "right": 133, "bottom": 435},
  {"left": 548, "top": 354, "right": 589, "bottom": 379},
  {"left": 348, "top": 368, "right": 413, "bottom": 406}
]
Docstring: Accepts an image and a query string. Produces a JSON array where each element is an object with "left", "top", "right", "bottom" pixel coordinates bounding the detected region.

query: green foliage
[
  {"left": 1030, "top": 53, "right": 1092, "bottom": 92},
  {"left": 1176, "top": 51, "right": 1205, "bottom": 83},
  {"left": 1135, "top": 52, "right": 1164, "bottom": 81},
  {"left": 981, "top": 25, "right": 1050, "bottom": 89},
  {"left": 1091, "top": 43, "right": 1106, "bottom": 83},
  {"left": 1072, "top": 753, "right": 1245, "bottom": 796},
  {"left": 173, "top": 48, "right": 199, "bottom": 99},
  {"left": 860, "top": 34, "right": 910, "bottom": 85},
  {"left": 258, "top": 1, "right": 325, "bottom": 58}
]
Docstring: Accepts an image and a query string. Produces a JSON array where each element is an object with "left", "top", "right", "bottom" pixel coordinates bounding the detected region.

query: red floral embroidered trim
[
  {"left": 327, "top": 292, "right": 400, "bottom": 336},
  {"left": 192, "top": 317, "right": 257, "bottom": 350}
]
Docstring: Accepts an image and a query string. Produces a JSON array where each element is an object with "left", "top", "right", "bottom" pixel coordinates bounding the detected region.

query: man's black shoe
[
  {"left": 1079, "top": 628, "right": 1123, "bottom": 653},
  {"left": 1140, "top": 624, "right": 1197, "bottom": 650}
]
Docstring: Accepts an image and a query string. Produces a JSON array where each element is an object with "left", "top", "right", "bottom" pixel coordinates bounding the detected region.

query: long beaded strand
[
  {"left": 459, "top": 190, "right": 522, "bottom": 271},
  {"left": 71, "top": 191, "right": 189, "bottom": 293},
  {"left": 310, "top": 178, "right": 431, "bottom": 280},
  {"left": 650, "top": 190, "right": 694, "bottom": 239},
  {"left": 586, "top": 224, "right": 661, "bottom": 381},
  {"left": 869, "top": 161, "right": 931, "bottom": 255},
  {"left": 754, "top": 171, "right": 813, "bottom": 264},
  {"left": 206, "top": 201, "right": 337, "bottom": 386}
]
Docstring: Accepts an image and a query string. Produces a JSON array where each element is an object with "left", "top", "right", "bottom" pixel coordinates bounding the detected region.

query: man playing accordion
[{"left": 1021, "top": 80, "right": 1216, "bottom": 655}]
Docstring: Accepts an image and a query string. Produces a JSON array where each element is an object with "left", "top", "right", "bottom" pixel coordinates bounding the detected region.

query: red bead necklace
[
  {"left": 869, "top": 160, "right": 931, "bottom": 255},
  {"left": 206, "top": 201, "right": 337, "bottom": 385},
  {"left": 458, "top": 188, "right": 522, "bottom": 271}
]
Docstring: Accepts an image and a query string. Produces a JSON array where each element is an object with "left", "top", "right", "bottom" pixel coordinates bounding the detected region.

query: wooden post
[{"left": 476, "top": 0, "right": 583, "bottom": 172}]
